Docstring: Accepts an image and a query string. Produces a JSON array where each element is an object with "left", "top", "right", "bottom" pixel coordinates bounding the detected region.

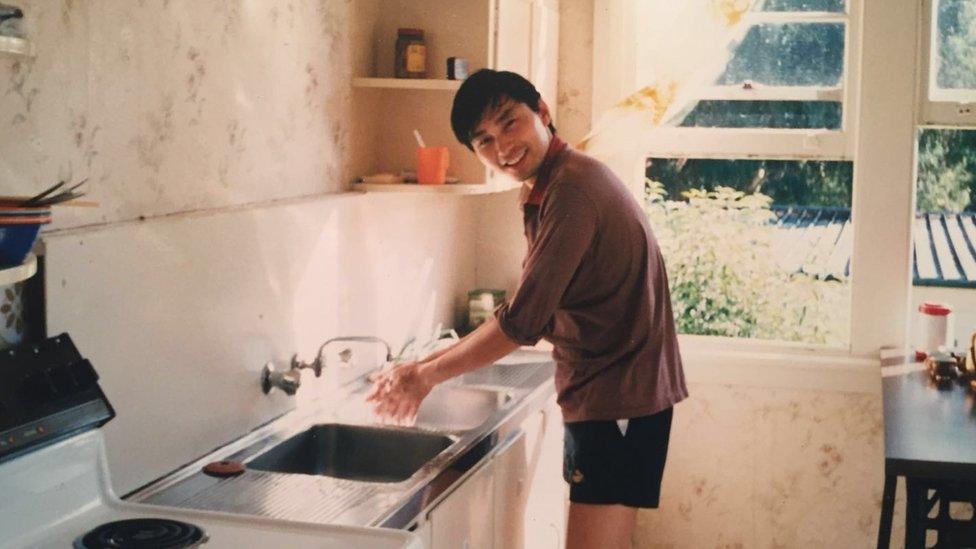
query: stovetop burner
[{"left": 74, "top": 518, "right": 208, "bottom": 548}]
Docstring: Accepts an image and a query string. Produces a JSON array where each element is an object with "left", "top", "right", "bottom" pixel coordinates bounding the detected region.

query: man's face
[{"left": 469, "top": 97, "right": 553, "bottom": 182}]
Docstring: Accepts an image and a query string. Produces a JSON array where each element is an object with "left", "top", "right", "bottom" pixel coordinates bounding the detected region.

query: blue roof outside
[
  {"left": 771, "top": 206, "right": 851, "bottom": 282},
  {"left": 771, "top": 206, "right": 976, "bottom": 288}
]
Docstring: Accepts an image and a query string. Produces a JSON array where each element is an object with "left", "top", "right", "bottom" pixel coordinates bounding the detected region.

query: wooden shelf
[
  {"left": 352, "top": 180, "right": 521, "bottom": 195},
  {"left": 353, "top": 77, "right": 463, "bottom": 91},
  {"left": 0, "top": 36, "right": 33, "bottom": 58},
  {"left": 0, "top": 254, "right": 37, "bottom": 286}
]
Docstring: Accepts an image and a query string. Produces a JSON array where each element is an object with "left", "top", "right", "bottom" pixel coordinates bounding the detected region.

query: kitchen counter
[{"left": 128, "top": 349, "right": 556, "bottom": 530}]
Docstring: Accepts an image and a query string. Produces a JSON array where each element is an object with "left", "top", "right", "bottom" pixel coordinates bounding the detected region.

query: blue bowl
[{"left": 0, "top": 222, "right": 43, "bottom": 268}]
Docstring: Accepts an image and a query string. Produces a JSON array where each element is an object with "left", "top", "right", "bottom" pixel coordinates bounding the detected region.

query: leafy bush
[
  {"left": 645, "top": 181, "right": 849, "bottom": 345},
  {"left": 916, "top": 129, "right": 976, "bottom": 213}
]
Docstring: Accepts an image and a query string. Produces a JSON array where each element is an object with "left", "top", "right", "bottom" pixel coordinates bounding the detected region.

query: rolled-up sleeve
[{"left": 495, "top": 189, "right": 598, "bottom": 345}]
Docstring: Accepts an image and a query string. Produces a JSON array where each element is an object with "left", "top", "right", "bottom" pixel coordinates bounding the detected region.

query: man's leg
[
  {"left": 562, "top": 408, "right": 672, "bottom": 548},
  {"left": 566, "top": 502, "right": 637, "bottom": 549}
]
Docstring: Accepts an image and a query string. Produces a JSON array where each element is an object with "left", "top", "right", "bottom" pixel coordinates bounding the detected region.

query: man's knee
[{"left": 566, "top": 502, "right": 637, "bottom": 549}]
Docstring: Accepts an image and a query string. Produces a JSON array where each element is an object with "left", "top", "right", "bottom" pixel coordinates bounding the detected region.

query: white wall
[
  {"left": 44, "top": 192, "right": 479, "bottom": 494},
  {"left": 1, "top": 1, "right": 480, "bottom": 494},
  {"left": 2, "top": 1, "right": 360, "bottom": 228},
  {"left": 639, "top": 374, "right": 889, "bottom": 548}
]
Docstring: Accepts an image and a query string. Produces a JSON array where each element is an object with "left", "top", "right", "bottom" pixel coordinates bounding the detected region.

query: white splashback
[{"left": 43, "top": 192, "right": 478, "bottom": 494}]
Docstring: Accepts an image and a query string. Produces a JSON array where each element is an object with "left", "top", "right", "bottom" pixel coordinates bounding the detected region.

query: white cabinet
[
  {"left": 350, "top": 0, "right": 559, "bottom": 194},
  {"left": 494, "top": 0, "right": 559, "bottom": 113},
  {"left": 421, "top": 396, "right": 565, "bottom": 549},
  {"left": 494, "top": 397, "right": 566, "bottom": 549},
  {"left": 495, "top": 0, "right": 533, "bottom": 77},
  {"left": 428, "top": 459, "right": 495, "bottom": 549},
  {"left": 531, "top": 0, "right": 559, "bottom": 116},
  {"left": 493, "top": 424, "right": 531, "bottom": 548}
]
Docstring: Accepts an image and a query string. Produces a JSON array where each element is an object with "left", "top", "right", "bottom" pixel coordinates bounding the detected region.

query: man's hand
[
  {"left": 366, "top": 318, "right": 518, "bottom": 424},
  {"left": 366, "top": 361, "right": 434, "bottom": 425}
]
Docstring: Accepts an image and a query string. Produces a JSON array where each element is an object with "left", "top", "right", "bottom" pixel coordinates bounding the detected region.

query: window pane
[
  {"left": 679, "top": 100, "right": 842, "bottom": 129},
  {"left": 755, "top": 0, "right": 846, "bottom": 11},
  {"left": 911, "top": 128, "right": 976, "bottom": 350},
  {"left": 916, "top": 128, "right": 976, "bottom": 213},
  {"left": 718, "top": 23, "right": 845, "bottom": 87},
  {"left": 936, "top": 0, "right": 976, "bottom": 90},
  {"left": 645, "top": 158, "right": 852, "bottom": 345}
]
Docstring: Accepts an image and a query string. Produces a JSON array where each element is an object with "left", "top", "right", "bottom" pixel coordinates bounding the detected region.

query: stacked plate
[
  {"left": 0, "top": 179, "right": 87, "bottom": 268},
  {"left": 0, "top": 207, "right": 51, "bottom": 268}
]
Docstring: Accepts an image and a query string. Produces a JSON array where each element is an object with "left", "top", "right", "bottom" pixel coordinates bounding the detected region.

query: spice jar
[{"left": 395, "top": 28, "right": 427, "bottom": 79}]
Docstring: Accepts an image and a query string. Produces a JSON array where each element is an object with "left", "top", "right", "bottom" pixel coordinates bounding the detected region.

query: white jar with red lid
[{"left": 915, "top": 302, "right": 954, "bottom": 360}]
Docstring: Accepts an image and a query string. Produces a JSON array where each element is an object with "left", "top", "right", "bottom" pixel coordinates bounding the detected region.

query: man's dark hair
[{"left": 451, "top": 69, "right": 557, "bottom": 151}]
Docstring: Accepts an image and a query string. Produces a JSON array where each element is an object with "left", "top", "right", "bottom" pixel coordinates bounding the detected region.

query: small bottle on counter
[
  {"left": 467, "top": 289, "right": 506, "bottom": 329},
  {"left": 395, "top": 28, "right": 427, "bottom": 79},
  {"left": 914, "top": 301, "right": 954, "bottom": 361}
]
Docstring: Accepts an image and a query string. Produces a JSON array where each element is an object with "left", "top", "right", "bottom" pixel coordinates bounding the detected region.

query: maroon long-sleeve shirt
[{"left": 494, "top": 137, "right": 688, "bottom": 422}]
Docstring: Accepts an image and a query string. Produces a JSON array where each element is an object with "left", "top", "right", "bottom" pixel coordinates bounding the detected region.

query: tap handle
[
  {"left": 290, "top": 353, "right": 322, "bottom": 377},
  {"left": 261, "top": 364, "right": 273, "bottom": 394},
  {"left": 261, "top": 362, "right": 300, "bottom": 395}
]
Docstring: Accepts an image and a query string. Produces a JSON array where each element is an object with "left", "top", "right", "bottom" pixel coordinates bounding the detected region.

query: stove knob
[
  {"left": 21, "top": 372, "right": 51, "bottom": 400},
  {"left": 48, "top": 366, "right": 73, "bottom": 395},
  {"left": 70, "top": 359, "right": 98, "bottom": 387}
]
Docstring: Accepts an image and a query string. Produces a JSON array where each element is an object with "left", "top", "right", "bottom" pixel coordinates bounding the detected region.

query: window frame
[
  {"left": 592, "top": 0, "right": 919, "bottom": 356},
  {"left": 631, "top": 4, "right": 860, "bottom": 160},
  {"left": 919, "top": 0, "right": 976, "bottom": 126}
]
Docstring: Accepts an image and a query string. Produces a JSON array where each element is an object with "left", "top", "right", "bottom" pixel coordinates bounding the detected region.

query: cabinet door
[
  {"left": 429, "top": 459, "right": 495, "bottom": 549},
  {"left": 495, "top": 0, "right": 533, "bottom": 76},
  {"left": 493, "top": 429, "right": 529, "bottom": 549},
  {"left": 522, "top": 399, "right": 566, "bottom": 549},
  {"left": 494, "top": 399, "right": 566, "bottom": 549},
  {"left": 410, "top": 519, "right": 433, "bottom": 549},
  {"left": 531, "top": 0, "right": 559, "bottom": 114}
]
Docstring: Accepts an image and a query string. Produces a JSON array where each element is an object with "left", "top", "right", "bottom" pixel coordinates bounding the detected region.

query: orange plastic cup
[{"left": 416, "top": 146, "right": 450, "bottom": 185}]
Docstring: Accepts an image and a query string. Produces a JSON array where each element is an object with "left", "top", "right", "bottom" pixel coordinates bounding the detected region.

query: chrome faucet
[
  {"left": 260, "top": 361, "right": 301, "bottom": 396},
  {"left": 261, "top": 336, "right": 394, "bottom": 396},
  {"left": 295, "top": 336, "right": 395, "bottom": 374}
]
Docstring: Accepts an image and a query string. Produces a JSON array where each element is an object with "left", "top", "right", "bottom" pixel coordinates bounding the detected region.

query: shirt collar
[{"left": 521, "top": 136, "right": 568, "bottom": 208}]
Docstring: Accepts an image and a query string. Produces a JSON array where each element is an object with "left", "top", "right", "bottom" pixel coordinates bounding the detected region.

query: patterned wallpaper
[{"left": 1, "top": 0, "right": 355, "bottom": 229}]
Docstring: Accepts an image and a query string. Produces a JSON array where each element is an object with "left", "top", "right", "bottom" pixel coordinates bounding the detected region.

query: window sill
[
  {"left": 525, "top": 335, "right": 881, "bottom": 395},
  {"left": 679, "top": 335, "right": 879, "bottom": 394}
]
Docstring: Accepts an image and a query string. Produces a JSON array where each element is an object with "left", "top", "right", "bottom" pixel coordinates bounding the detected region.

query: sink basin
[
  {"left": 247, "top": 424, "right": 453, "bottom": 483},
  {"left": 334, "top": 385, "right": 514, "bottom": 433},
  {"left": 413, "top": 385, "right": 514, "bottom": 432}
]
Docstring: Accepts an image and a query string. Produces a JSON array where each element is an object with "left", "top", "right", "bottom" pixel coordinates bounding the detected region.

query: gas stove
[{"left": 0, "top": 335, "right": 420, "bottom": 549}]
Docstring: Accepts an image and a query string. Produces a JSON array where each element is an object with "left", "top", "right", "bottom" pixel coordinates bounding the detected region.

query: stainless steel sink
[
  {"left": 246, "top": 424, "right": 454, "bottom": 483},
  {"left": 413, "top": 385, "right": 514, "bottom": 432},
  {"left": 333, "top": 384, "right": 515, "bottom": 433}
]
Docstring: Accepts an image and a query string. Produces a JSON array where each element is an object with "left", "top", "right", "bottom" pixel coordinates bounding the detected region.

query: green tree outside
[
  {"left": 916, "top": 129, "right": 976, "bottom": 212},
  {"left": 938, "top": 0, "right": 976, "bottom": 89},
  {"left": 645, "top": 182, "right": 848, "bottom": 345}
]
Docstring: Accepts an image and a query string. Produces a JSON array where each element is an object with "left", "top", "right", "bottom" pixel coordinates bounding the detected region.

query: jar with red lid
[
  {"left": 395, "top": 28, "right": 427, "bottom": 79},
  {"left": 914, "top": 301, "right": 954, "bottom": 361}
]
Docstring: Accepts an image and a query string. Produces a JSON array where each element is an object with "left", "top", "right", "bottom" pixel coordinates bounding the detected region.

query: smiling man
[{"left": 368, "top": 69, "right": 688, "bottom": 549}]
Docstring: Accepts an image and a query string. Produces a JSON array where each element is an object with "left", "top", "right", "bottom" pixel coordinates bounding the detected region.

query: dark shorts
[{"left": 562, "top": 407, "right": 673, "bottom": 508}]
